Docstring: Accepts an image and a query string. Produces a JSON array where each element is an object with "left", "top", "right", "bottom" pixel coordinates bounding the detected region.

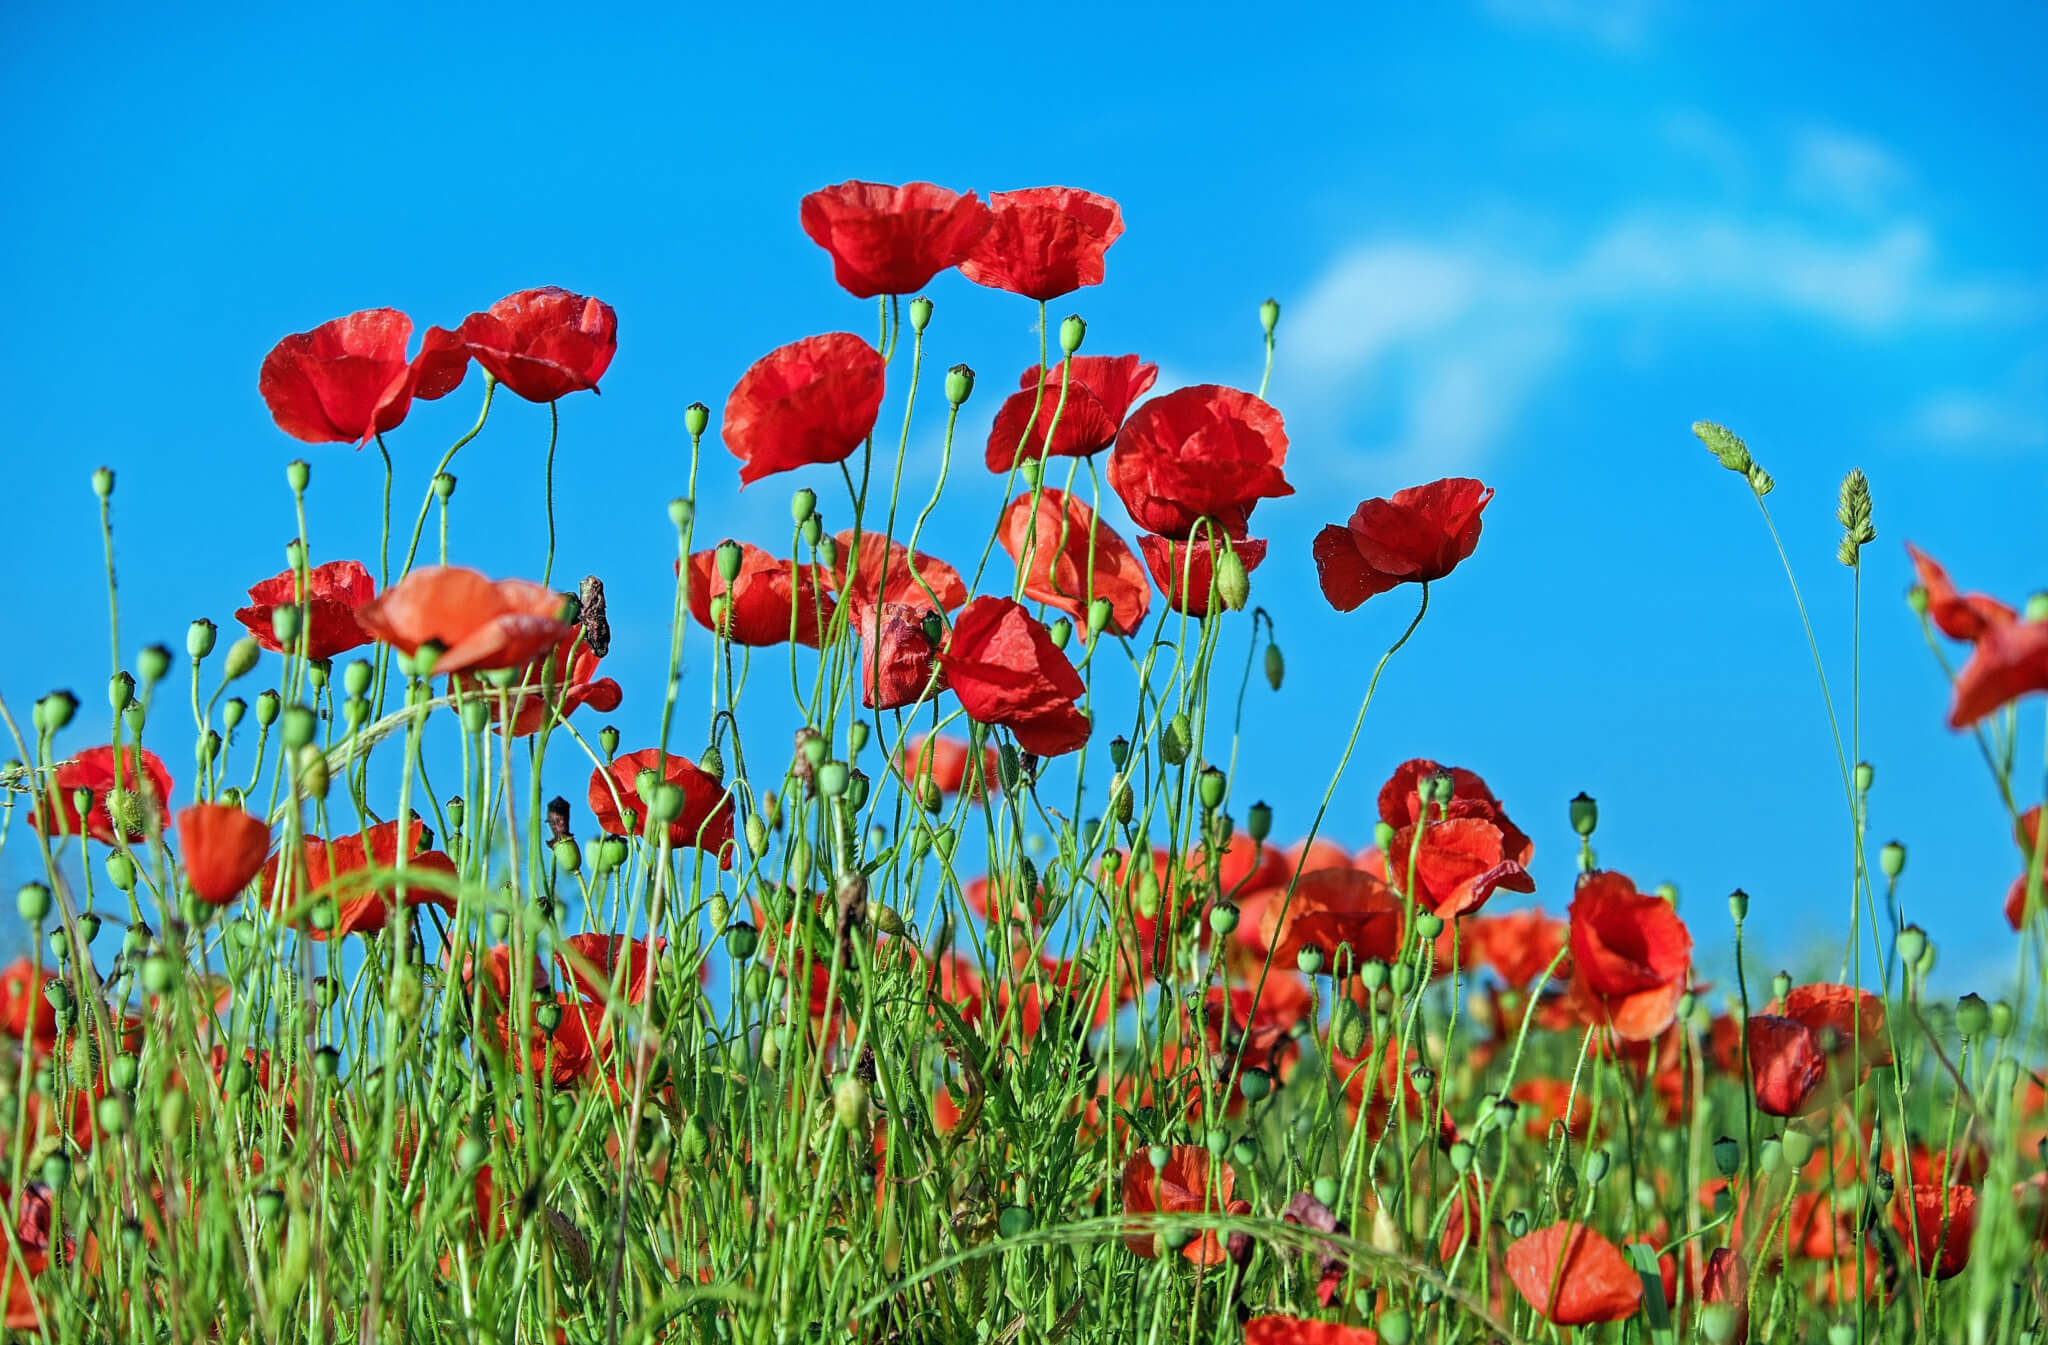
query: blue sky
[{"left": 1, "top": 0, "right": 2042, "bottom": 988}]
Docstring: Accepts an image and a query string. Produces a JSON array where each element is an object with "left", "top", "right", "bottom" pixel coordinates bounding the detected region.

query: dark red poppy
[
  {"left": 588, "top": 748, "right": 734, "bottom": 864},
  {"left": 1244, "top": 1317, "right": 1381, "bottom": 1345},
  {"left": 259, "top": 308, "right": 422, "bottom": 444},
  {"left": 1386, "top": 817, "right": 1534, "bottom": 918},
  {"left": 1949, "top": 615, "right": 2048, "bottom": 727},
  {"left": 556, "top": 933, "right": 665, "bottom": 1005},
  {"left": 177, "top": 803, "right": 271, "bottom": 905},
  {"left": 1894, "top": 1182, "right": 1976, "bottom": 1278},
  {"left": 0, "top": 959, "right": 59, "bottom": 1050},
  {"left": 1905, "top": 543, "right": 2015, "bottom": 642},
  {"left": 721, "top": 333, "right": 885, "bottom": 486},
  {"left": 939, "top": 597, "right": 1091, "bottom": 756},
  {"left": 822, "top": 528, "right": 968, "bottom": 614},
  {"left": 983, "top": 355, "right": 1159, "bottom": 472},
  {"left": 261, "top": 816, "right": 458, "bottom": 940},
  {"left": 1468, "top": 907, "right": 1570, "bottom": 986},
  {"left": 1563, "top": 871, "right": 1693, "bottom": 1041},
  {"left": 449, "top": 627, "right": 621, "bottom": 738},
  {"left": 1377, "top": 758, "right": 1534, "bottom": 865},
  {"left": 1119, "top": 1145, "right": 1246, "bottom": 1264},
  {"left": 233, "top": 559, "right": 375, "bottom": 661},
  {"left": 1745, "top": 1014, "right": 1826, "bottom": 1116},
  {"left": 799, "top": 180, "right": 992, "bottom": 298},
  {"left": 1314, "top": 478, "right": 1493, "bottom": 611},
  {"left": 1108, "top": 385, "right": 1292, "bottom": 540},
  {"left": 958, "top": 187, "right": 1123, "bottom": 301},
  {"left": 35, "top": 745, "right": 173, "bottom": 844},
  {"left": 415, "top": 288, "right": 618, "bottom": 404},
  {"left": 896, "top": 734, "right": 999, "bottom": 799},
  {"left": 1258, "top": 868, "right": 1407, "bottom": 970},
  {"left": 1506, "top": 1221, "right": 1642, "bottom": 1325},
  {"left": 998, "top": 488, "right": 1151, "bottom": 637},
  {"left": 354, "top": 566, "right": 571, "bottom": 676},
  {"left": 850, "top": 601, "right": 946, "bottom": 710},
  {"left": 685, "top": 542, "right": 836, "bottom": 646},
  {"left": 1139, "top": 534, "right": 1267, "bottom": 618}
]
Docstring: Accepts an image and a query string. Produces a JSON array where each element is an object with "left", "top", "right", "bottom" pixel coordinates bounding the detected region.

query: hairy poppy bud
[
  {"left": 907, "top": 296, "right": 934, "bottom": 334},
  {"left": 1160, "top": 712, "right": 1192, "bottom": 766},
  {"left": 1247, "top": 800, "right": 1272, "bottom": 842},
  {"left": 1059, "top": 314, "right": 1086, "bottom": 354},
  {"left": 1727, "top": 888, "right": 1749, "bottom": 922},
  {"left": 1047, "top": 617, "right": 1072, "bottom": 649},
  {"left": 1569, "top": 792, "right": 1597, "bottom": 837},
  {"left": 1264, "top": 642, "right": 1284, "bottom": 691},
  {"left": 699, "top": 744, "right": 725, "bottom": 782},
  {"left": 1214, "top": 549, "right": 1250, "bottom": 611},
  {"left": 222, "top": 637, "right": 263, "bottom": 684},
  {"left": 944, "top": 363, "right": 975, "bottom": 407},
  {"left": 1331, "top": 998, "right": 1368, "bottom": 1057},
  {"left": 683, "top": 402, "right": 711, "bottom": 439}
]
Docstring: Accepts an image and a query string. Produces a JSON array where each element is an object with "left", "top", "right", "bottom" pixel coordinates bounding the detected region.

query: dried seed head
[{"left": 577, "top": 575, "right": 609, "bottom": 656}]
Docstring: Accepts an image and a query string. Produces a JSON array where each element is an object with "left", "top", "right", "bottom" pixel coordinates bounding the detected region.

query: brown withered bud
[
  {"left": 577, "top": 576, "right": 609, "bottom": 656},
  {"left": 835, "top": 872, "right": 868, "bottom": 942},
  {"left": 545, "top": 796, "right": 573, "bottom": 843},
  {"left": 791, "top": 727, "right": 824, "bottom": 789}
]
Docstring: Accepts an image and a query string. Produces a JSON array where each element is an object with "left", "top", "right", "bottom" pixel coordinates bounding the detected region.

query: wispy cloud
[
  {"left": 1908, "top": 350, "right": 2048, "bottom": 451},
  {"left": 1481, "top": 0, "right": 1660, "bottom": 49},
  {"left": 1790, "top": 127, "right": 1910, "bottom": 213}
]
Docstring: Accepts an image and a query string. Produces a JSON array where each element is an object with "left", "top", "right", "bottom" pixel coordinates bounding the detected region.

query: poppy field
[{"left": 2, "top": 180, "right": 2045, "bottom": 1344}]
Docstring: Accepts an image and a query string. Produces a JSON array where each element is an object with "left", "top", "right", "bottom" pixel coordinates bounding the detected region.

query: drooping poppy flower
[
  {"left": 1905, "top": 543, "right": 2015, "bottom": 642},
  {"left": 1505, "top": 1221, "right": 1642, "bottom": 1325},
  {"left": 1894, "top": 1181, "right": 1976, "bottom": 1278},
  {"left": 35, "top": 744, "right": 173, "bottom": 844},
  {"left": 1244, "top": 1317, "right": 1380, "bottom": 1345},
  {"left": 1949, "top": 615, "right": 2048, "bottom": 727},
  {"left": 939, "top": 597, "right": 1091, "bottom": 756},
  {"left": 176, "top": 803, "right": 271, "bottom": 904},
  {"left": 354, "top": 565, "right": 572, "bottom": 676},
  {"left": 799, "top": 180, "right": 993, "bottom": 298},
  {"left": 258, "top": 308, "right": 422, "bottom": 444},
  {"left": 261, "top": 816, "right": 458, "bottom": 939},
  {"left": 685, "top": 542, "right": 836, "bottom": 646},
  {"left": 721, "top": 333, "right": 885, "bottom": 486},
  {"left": 998, "top": 488, "right": 1151, "bottom": 637},
  {"left": 1696, "top": 1247, "right": 1750, "bottom": 1343},
  {"left": 1108, "top": 385, "right": 1292, "bottom": 540},
  {"left": 1468, "top": 907, "right": 1570, "bottom": 986},
  {"left": 896, "top": 734, "right": 999, "bottom": 800},
  {"left": 1385, "top": 817, "right": 1534, "bottom": 918},
  {"left": 1314, "top": 478, "right": 1493, "bottom": 612},
  {"left": 415, "top": 287, "right": 618, "bottom": 404},
  {"left": 448, "top": 627, "right": 621, "bottom": 738},
  {"left": 588, "top": 748, "right": 734, "bottom": 864},
  {"left": 1376, "top": 758, "right": 1534, "bottom": 866},
  {"left": 1771, "top": 982, "right": 1892, "bottom": 1100},
  {"left": 822, "top": 528, "right": 969, "bottom": 615},
  {"left": 983, "top": 355, "right": 1159, "bottom": 472},
  {"left": 0, "top": 960, "right": 59, "bottom": 1050},
  {"left": 1563, "top": 870, "right": 1693, "bottom": 1041},
  {"left": 556, "top": 933, "right": 665, "bottom": 1005},
  {"left": 233, "top": 558, "right": 376, "bottom": 661},
  {"left": 1258, "top": 868, "right": 1407, "bottom": 971},
  {"left": 1138, "top": 533, "right": 1267, "bottom": 618},
  {"left": 851, "top": 601, "right": 946, "bottom": 710},
  {"left": 958, "top": 187, "right": 1123, "bottom": 301},
  {"left": 1119, "top": 1145, "right": 1246, "bottom": 1265},
  {"left": 1745, "top": 1014, "right": 1826, "bottom": 1117}
]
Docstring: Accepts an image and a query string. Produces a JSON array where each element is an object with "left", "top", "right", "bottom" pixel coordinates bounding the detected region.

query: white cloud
[
  {"left": 1791, "top": 127, "right": 1910, "bottom": 213},
  {"left": 1482, "top": 0, "right": 1659, "bottom": 49},
  {"left": 1908, "top": 350, "right": 2048, "bottom": 450}
]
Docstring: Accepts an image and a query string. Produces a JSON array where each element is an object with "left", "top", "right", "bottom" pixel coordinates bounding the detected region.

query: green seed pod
[
  {"left": 1854, "top": 761, "right": 1875, "bottom": 794},
  {"left": 1701, "top": 1305, "right": 1741, "bottom": 1345},
  {"left": 1263, "top": 642, "right": 1283, "bottom": 690},
  {"left": 844, "top": 769, "right": 870, "bottom": 812},
  {"left": 1413, "top": 911, "right": 1444, "bottom": 939},
  {"left": 284, "top": 459, "right": 310, "bottom": 493},
  {"left": 137, "top": 644, "right": 174, "bottom": 687},
  {"left": 1048, "top": 617, "right": 1072, "bottom": 649},
  {"left": 802, "top": 515, "right": 824, "bottom": 548},
  {"left": 1087, "top": 596, "right": 1112, "bottom": 636},
  {"left": 816, "top": 761, "right": 849, "bottom": 799},
  {"left": 1781, "top": 1128, "right": 1816, "bottom": 1169},
  {"left": 96, "top": 1093, "right": 132, "bottom": 1135},
  {"left": 109, "top": 1053, "right": 139, "bottom": 1091},
  {"left": 1756, "top": 1137, "right": 1783, "bottom": 1173},
  {"left": 186, "top": 619, "right": 220, "bottom": 662},
  {"left": 1990, "top": 999, "right": 2015, "bottom": 1038},
  {"left": 727, "top": 922, "right": 758, "bottom": 961},
  {"left": 1198, "top": 766, "right": 1226, "bottom": 811},
  {"left": 223, "top": 637, "right": 262, "bottom": 683},
  {"left": 714, "top": 540, "right": 743, "bottom": 584},
  {"left": 270, "top": 604, "right": 303, "bottom": 648},
  {"left": 36, "top": 690, "right": 80, "bottom": 733},
  {"left": 1295, "top": 945, "right": 1324, "bottom": 976},
  {"left": 108, "top": 670, "right": 135, "bottom": 712},
  {"left": 1239, "top": 1068, "right": 1272, "bottom": 1102},
  {"left": 1727, "top": 888, "right": 1750, "bottom": 922},
  {"left": 745, "top": 816, "right": 770, "bottom": 856},
  {"left": 1246, "top": 801, "right": 1272, "bottom": 843},
  {"left": 552, "top": 837, "right": 581, "bottom": 874},
  {"left": 105, "top": 851, "right": 136, "bottom": 892},
  {"left": 47, "top": 930, "right": 68, "bottom": 963},
  {"left": 1879, "top": 840, "right": 1905, "bottom": 879},
  {"left": 1311, "top": 1176, "right": 1338, "bottom": 1207},
  {"left": 42, "top": 1152, "right": 71, "bottom": 1191},
  {"left": 1956, "top": 993, "right": 1990, "bottom": 1038},
  {"left": 996, "top": 1204, "right": 1034, "bottom": 1239},
  {"left": 1208, "top": 902, "right": 1240, "bottom": 938},
  {"left": 1448, "top": 1140, "right": 1475, "bottom": 1173},
  {"left": 1108, "top": 735, "right": 1130, "bottom": 770},
  {"left": 683, "top": 402, "right": 711, "bottom": 439},
  {"left": 1895, "top": 926, "right": 1929, "bottom": 970},
  {"left": 1259, "top": 298, "right": 1281, "bottom": 336},
  {"left": 16, "top": 883, "right": 51, "bottom": 925},
  {"left": 1058, "top": 314, "right": 1086, "bottom": 355},
  {"left": 141, "top": 955, "right": 176, "bottom": 996},
  {"left": 1770, "top": 970, "right": 1793, "bottom": 1001},
  {"left": 1569, "top": 792, "right": 1598, "bottom": 838},
  {"left": 533, "top": 1000, "right": 563, "bottom": 1035},
  {"left": 1204, "top": 1127, "right": 1229, "bottom": 1156},
  {"left": 1376, "top": 1309, "right": 1413, "bottom": 1345},
  {"left": 944, "top": 364, "right": 975, "bottom": 407},
  {"left": 431, "top": 470, "right": 457, "bottom": 501}
]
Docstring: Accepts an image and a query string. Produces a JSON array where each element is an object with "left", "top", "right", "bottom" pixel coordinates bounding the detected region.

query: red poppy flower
[
  {"left": 1119, "top": 1145, "right": 1245, "bottom": 1264},
  {"left": 1259, "top": 868, "right": 1407, "bottom": 971},
  {"left": 1386, "top": 817, "right": 1534, "bottom": 918},
  {"left": 233, "top": 559, "right": 376, "bottom": 661},
  {"left": 2021, "top": 804, "right": 2046, "bottom": 861},
  {"left": 721, "top": 333, "right": 885, "bottom": 486},
  {"left": 2008, "top": 871, "right": 2043, "bottom": 930},
  {"left": 998, "top": 488, "right": 1151, "bottom": 637},
  {"left": 685, "top": 542, "right": 836, "bottom": 647},
  {"left": 1139, "top": 534, "right": 1267, "bottom": 618},
  {"left": 822, "top": 528, "right": 969, "bottom": 614},
  {"left": 176, "top": 803, "right": 271, "bottom": 905},
  {"left": 588, "top": 748, "right": 734, "bottom": 863},
  {"left": 259, "top": 308, "right": 422, "bottom": 444},
  {"left": 1563, "top": 871, "right": 1693, "bottom": 1041},
  {"left": 35, "top": 745, "right": 172, "bottom": 844},
  {"left": 1905, "top": 543, "right": 2015, "bottom": 642},
  {"left": 1506, "top": 1221, "right": 1642, "bottom": 1325},
  {"left": 1377, "top": 758, "right": 1534, "bottom": 866},
  {"left": 1949, "top": 615, "right": 2048, "bottom": 727},
  {"left": 449, "top": 628, "right": 621, "bottom": 738},
  {"left": 896, "top": 734, "right": 999, "bottom": 799},
  {"left": 415, "top": 288, "right": 618, "bottom": 404},
  {"left": 850, "top": 601, "right": 946, "bottom": 710},
  {"left": 959, "top": 187, "right": 1123, "bottom": 301},
  {"left": 556, "top": 933, "right": 664, "bottom": 1005},
  {"left": 496, "top": 995, "right": 610, "bottom": 1089},
  {"left": 1469, "top": 907, "right": 1570, "bottom": 986},
  {"left": 261, "top": 816, "right": 458, "bottom": 939},
  {"left": 1770, "top": 981, "right": 1892, "bottom": 1104},
  {"left": 1244, "top": 1318, "right": 1380, "bottom": 1345},
  {"left": 799, "top": 180, "right": 992, "bottom": 298},
  {"left": 1510, "top": 1076, "right": 1591, "bottom": 1139},
  {"left": 1314, "top": 478, "right": 1493, "bottom": 611},
  {"left": 939, "top": 597, "right": 1091, "bottom": 756},
  {"left": 1894, "top": 1182, "right": 1976, "bottom": 1278},
  {"left": 0, "top": 960, "right": 59, "bottom": 1050},
  {"left": 355, "top": 566, "right": 572, "bottom": 676},
  {"left": 3, "top": 1181, "right": 95, "bottom": 1328},
  {"left": 1108, "top": 385, "right": 1292, "bottom": 540},
  {"left": 1745, "top": 1014, "right": 1826, "bottom": 1117},
  {"left": 983, "top": 355, "right": 1159, "bottom": 472}
]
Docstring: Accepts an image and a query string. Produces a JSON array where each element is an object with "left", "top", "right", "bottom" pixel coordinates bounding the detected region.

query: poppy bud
[
  {"left": 1878, "top": 840, "right": 1905, "bottom": 879},
  {"left": 1769, "top": 971, "right": 1792, "bottom": 1002},
  {"left": 649, "top": 783, "right": 686, "bottom": 824},
  {"left": 16, "top": 881, "right": 51, "bottom": 925},
  {"left": 1240, "top": 1068, "right": 1273, "bottom": 1102},
  {"left": 845, "top": 768, "right": 871, "bottom": 811},
  {"left": 1991, "top": 999, "right": 2015, "bottom": 1038},
  {"left": 715, "top": 541, "right": 743, "bottom": 584},
  {"left": 2028, "top": 592, "right": 2048, "bottom": 622},
  {"left": 91, "top": 465, "right": 115, "bottom": 498},
  {"left": 1058, "top": 314, "right": 1086, "bottom": 355},
  {"left": 1161, "top": 712, "right": 1192, "bottom": 766},
  {"left": 106, "top": 850, "right": 136, "bottom": 891},
  {"left": 816, "top": 762, "right": 849, "bottom": 798},
  {"left": 1331, "top": 998, "right": 1368, "bottom": 1057},
  {"left": 1214, "top": 549, "right": 1250, "bottom": 611},
  {"left": 1264, "top": 642, "right": 1284, "bottom": 691},
  {"left": 1956, "top": 993, "right": 1990, "bottom": 1038},
  {"left": 109, "top": 670, "right": 135, "bottom": 712},
  {"left": 1087, "top": 596, "right": 1112, "bottom": 635},
  {"left": 834, "top": 1075, "right": 870, "bottom": 1131},
  {"left": 1727, "top": 888, "right": 1749, "bottom": 922},
  {"left": 1569, "top": 792, "right": 1598, "bottom": 838},
  {"left": 815, "top": 535, "right": 838, "bottom": 569},
  {"left": 97, "top": 1093, "right": 132, "bottom": 1135},
  {"left": 1655, "top": 881, "right": 1678, "bottom": 905},
  {"left": 684, "top": 402, "right": 711, "bottom": 439},
  {"left": 666, "top": 498, "right": 694, "bottom": 533},
  {"left": 34, "top": 690, "right": 79, "bottom": 733},
  {"left": 790, "top": 488, "right": 817, "bottom": 526},
  {"left": 699, "top": 744, "right": 725, "bottom": 782},
  {"left": 1198, "top": 767, "right": 1226, "bottom": 812},
  {"left": 1246, "top": 801, "right": 1272, "bottom": 843},
  {"left": 1048, "top": 617, "right": 1072, "bottom": 649},
  {"left": 533, "top": 1000, "right": 563, "bottom": 1035},
  {"left": 1905, "top": 584, "right": 1930, "bottom": 616},
  {"left": 907, "top": 297, "right": 934, "bottom": 334},
  {"left": 1296, "top": 945, "right": 1324, "bottom": 975},
  {"left": 1108, "top": 736, "right": 1130, "bottom": 770},
  {"left": 552, "top": 837, "right": 581, "bottom": 875},
  {"left": 945, "top": 364, "right": 975, "bottom": 407},
  {"left": 458, "top": 697, "right": 490, "bottom": 736}
]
